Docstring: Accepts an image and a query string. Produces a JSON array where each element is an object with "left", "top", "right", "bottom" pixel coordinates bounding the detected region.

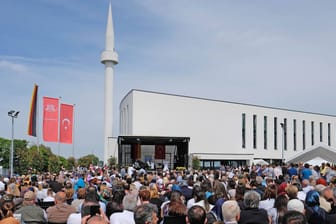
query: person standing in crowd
[
  {"left": 305, "top": 190, "right": 336, "bottom": 224},
  {"left": 138, "top": 189, "right": 151, "bottom": 205},
  {"left": 161, "top": 190, "right": 187, "bottom": 217},
  {"left": 212, "top": 180, "right": 229, "bottom": 221},
  {"left": 110, "top": 194, "right": 137, "bottom": 224},
  {"left": 238, "top": 190, "right": 269, "bottom": 224},
  {"left": 134, "top": 203, "right": 158, "bottom": 224},
  {"left": 71, "top": 188, "right": 86, "bottom": 213},
  {"left": 287, "top": 163, "right": 298, "bottom": 178},
  {"left": 267, "top": 194, "right": 288, "bottom": 224},
  {"left": 287, "top": 199, "right": 305, "bottom": 214},
  {"left": 301, "top": 164, "right": 312, "bottom": 181},
  {"left": 258, "top": 184, "right": 277, "bottom": 211},
  {"left": 0, "top": 194, "right": 19, "bottom": 224},
  {"left": 14, "top": 191, "right": 47, "bottom": 223},
  {"left": 148, "top": 183, "right": 163, "bottom": 218},
  {"left": 6, "top": 178, "right": 20, "bottom": 198},
  {"left": 46, "top": 191, "right": 76, "bottom": 223},
  {"left": 186, "top": 205, "right": 207, "bottom": 224},
  {"left": 298, "top": 162, "right": 304, "bottom": 181},
  {"left": 221, "top": 200, "right": 240, "bottom": 224},
  {"left": 282, "top": 210, "right": 307, "bottom": 224},
  {"left": 273, "top": 164, "right": 283, "bottom": 180}
]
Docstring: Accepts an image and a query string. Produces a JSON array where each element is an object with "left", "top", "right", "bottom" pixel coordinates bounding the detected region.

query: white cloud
[{"left": 0, "top": 60, "right": 28, "bottom": 73}]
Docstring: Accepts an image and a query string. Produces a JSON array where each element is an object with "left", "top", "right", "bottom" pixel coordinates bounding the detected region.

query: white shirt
[
  {"left": 192, "top": 200, "right": 214, "bottom": 212},
  {"left": 0, "top": 181, "right": 5, "bottom": 191},
  {"left": 187, "top": 198, "right": 195, "bottom": 209},
  {"left": 67, "top": 213, "right": 81, "bottom": 224},
  {"left": 273, "top": 166, "right": 283, "bottom": 179},
  {"left": 259, "top": 198, "right": 275, "bottom": 211},
  {"left": 110, "top": 210, "right": 135, "bottom": 224},
  {"left": 43, "top": 196, "right": 55, "bottom": 202},
  {"left": 127, "top": 167, "right": 135, "bottom": 177}
]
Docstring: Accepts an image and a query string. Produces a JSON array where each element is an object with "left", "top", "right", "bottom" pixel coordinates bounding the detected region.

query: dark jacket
[{"left": 238, "top": 208, "right": 269, "bottom": 224}]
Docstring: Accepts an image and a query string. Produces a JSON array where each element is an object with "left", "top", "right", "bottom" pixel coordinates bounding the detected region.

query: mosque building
[
  {"left": 116, "top": 89, "right": 336, "bottom": 169},
  {"left": 101, "top": 3, "right": 336, "bottom": 169}
]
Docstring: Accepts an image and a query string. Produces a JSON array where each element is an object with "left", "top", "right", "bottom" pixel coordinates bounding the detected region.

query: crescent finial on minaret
[{"left": 101, "top": 0, "right": 118, "bottom": 64}]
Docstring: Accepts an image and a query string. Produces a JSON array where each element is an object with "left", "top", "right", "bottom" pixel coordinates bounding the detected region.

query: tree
[
  {"left": 108, "top": 156, "right": 117, "bottom": 167},
  {"left": 192, "top": 155, "right": 200, "bottom": 170},
  {"left": 66, "top": 157, "right": 77, "bottom": 170},
  {"left": 78, "top": 154, "right": 99, "bottom": 168},
  {"left": 0, "top": 137, "right": 11, "bottom": 168},
  {"left": 48, "top": 155, "right": 60, "bottom": 173}
]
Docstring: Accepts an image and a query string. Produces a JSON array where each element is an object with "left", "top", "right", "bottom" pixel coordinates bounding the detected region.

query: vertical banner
[
  {"left": 60, "top": 104, "right": 73, "bottom": 144},
  {"left": 155, "top": 145, "right": 166, "bottom": 159},
  {"left": 28, "top": 84, "right": 38, "bottom": 136},
  {"left": 43, "top": 97, "right": 59, "bottom": 142},
  {"left": 132, "top": 143, "right": 141, "bottom": 160}
]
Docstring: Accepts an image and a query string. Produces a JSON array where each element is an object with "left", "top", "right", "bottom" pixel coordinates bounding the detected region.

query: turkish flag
[
  {"left": 43, "top": 97, "right": 59, "bottom": 142},
  {"left": 60, "top": 104, "right": 73, "bottom": 144}
]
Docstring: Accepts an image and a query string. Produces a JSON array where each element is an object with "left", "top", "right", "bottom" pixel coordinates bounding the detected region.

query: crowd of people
[{"left": 0, "top": 161, "right": 335, "bottom": 224}]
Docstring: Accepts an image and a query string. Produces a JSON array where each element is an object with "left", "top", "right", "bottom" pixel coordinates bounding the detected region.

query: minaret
[{"left": 101, "top": 0, "right": 118, "bottom": 163}]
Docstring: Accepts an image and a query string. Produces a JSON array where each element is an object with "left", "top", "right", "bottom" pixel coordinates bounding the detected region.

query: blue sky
[{"left": 1, "top": 0, "right": 336, "bottom": 160}]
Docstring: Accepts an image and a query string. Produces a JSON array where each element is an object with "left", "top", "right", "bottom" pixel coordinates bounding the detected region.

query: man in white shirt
[
  {"left": 110, "top": 194, "right": 137, "bottom": 224},
  {"left": 273, "top": 164, "right": 283, "bottom": 179}
]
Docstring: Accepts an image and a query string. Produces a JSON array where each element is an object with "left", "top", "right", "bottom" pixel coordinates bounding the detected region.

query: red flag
[
  {"left": 28, "top": 84, "right": 38, "bottom": 136},
  {"left": 43, "top": 97, "right": 59, "bottom": 142},
  {"left": 155, "top": 145, "right": 165, "bottom": 159},
  {"left": 60, "top": 104, "right": 73, "bottom": 144}
]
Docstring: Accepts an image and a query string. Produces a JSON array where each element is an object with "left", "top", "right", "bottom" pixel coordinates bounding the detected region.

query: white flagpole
[
  {"left": 36, "top": 84, "right": 40, "bottom": 152},
  {"left": 72, "top": 104, "right": 76, "bottom": 158},
  {"left": 58, "top": 96, "right": 62, "bottom": 157}
]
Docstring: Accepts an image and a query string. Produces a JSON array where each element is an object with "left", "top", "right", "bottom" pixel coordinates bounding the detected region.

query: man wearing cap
[{"left": 14, "top": 190, "right": 47, "bottom": 223}]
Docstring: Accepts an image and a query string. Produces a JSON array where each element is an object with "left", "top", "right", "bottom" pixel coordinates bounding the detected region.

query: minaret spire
[
  {"left": 101, "top": 0, "right": 118, "bottom": 63},
  {"left": 101, "top": 0, "right": 118, "bottom": 163}
]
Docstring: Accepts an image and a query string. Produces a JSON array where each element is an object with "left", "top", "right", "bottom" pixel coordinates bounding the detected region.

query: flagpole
[
  {"left": 36, "top": 84, "right": 40, "bottom": 152},
  {"left": 72, "top": 103, "right": 76, "bottom": 158},
  {"left": 58, "top": 96, "right": 62, "bottom": 158}
]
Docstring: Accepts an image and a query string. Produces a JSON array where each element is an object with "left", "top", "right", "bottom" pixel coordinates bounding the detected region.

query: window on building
[
  {"left": 284, "top": 118, "right": 287, "bottom": 150},
  {"left": 293, "top": 119, "right": 297, "bottom": 151},
  {"left": 303, "top": 120, "right": 306, "bottom": 150},
  {"left": 320, "top": 122, "right": 323, "bottom": 142},
  {"left": 328, "top": 123, "right": 331, "bottom": 146},
  {"left": 253, "top": 115, "right": 257, "bottom": 149},
  {"left": 242, "top": 113, "right": 246, "bottom": 148},
  {"left": 274, "top": 117, "right": 277, "bottom": 150},
  {"left": 264, "top": 116, "right": 267, "bottom": 149},
  {"left": 311, "top": 121, "right": 314, "bottom": 145}
]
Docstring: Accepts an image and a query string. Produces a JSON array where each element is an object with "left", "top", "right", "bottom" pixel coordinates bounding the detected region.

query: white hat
[{"left": 287, "top": 199, "right": 304, "bottom": 213}]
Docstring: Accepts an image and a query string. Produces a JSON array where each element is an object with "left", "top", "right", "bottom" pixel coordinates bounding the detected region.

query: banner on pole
[
  {"left": 28, "top": 84, "right": 38, "bottom": 136},
  {"left": 60, "top": 104, "right": 73, "bottom": 144},
  {"left": 43, "top": 97, "right": 59, "bottom": 142}
]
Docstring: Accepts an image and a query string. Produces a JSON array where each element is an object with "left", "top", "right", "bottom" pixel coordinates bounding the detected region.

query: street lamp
[
  {"left": 280, "top": 122, "right": 284, "bottom": 165},
  {"left": 8, "top": 110, "right": 19, "bottom": 177}
]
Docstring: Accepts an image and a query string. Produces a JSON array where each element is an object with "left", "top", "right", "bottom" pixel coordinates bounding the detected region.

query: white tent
[
  {"left": 253, "top": 159, "right": 269, "bottom": 165},
  {"left": 305, "top": 157, "right": 326, "bottom": 166}
]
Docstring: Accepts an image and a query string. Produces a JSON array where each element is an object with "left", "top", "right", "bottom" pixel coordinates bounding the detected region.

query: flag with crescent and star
[{"left": 60, "top": 103, "right": 73, "bottom": 144}]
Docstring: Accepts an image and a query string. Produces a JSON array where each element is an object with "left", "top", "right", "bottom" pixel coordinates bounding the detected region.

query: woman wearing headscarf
[{"left": 305, "top": 190, "right": 336, "bottom": 224}]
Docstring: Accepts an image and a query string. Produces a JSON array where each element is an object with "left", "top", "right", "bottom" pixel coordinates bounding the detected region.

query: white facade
[{"left": 119, "top": 89, "right": 336, "bottom": 164}]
